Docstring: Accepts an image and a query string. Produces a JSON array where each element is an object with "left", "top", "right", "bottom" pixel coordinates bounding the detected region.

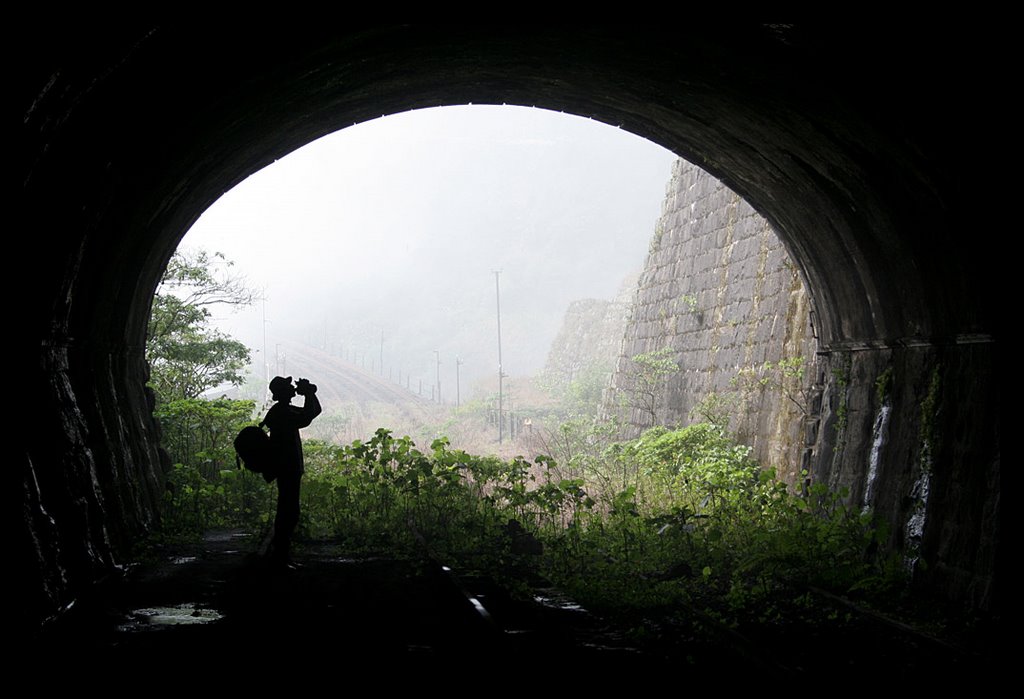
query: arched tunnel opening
[{"left": 20, "top": 25, "right": 1001, "bottom": 668}]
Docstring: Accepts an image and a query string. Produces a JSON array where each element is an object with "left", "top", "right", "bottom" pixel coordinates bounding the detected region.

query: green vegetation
[
  {"left": 875, "top": 365, "right": 894, "bottom": 406},
  {"left": 731, "top": 355, "right": 812, "bottom": 417},
  {"left": 146, "top": 254, "right": 903, "bottom": 635},
  {"left": 689, "top": 391, "right": 740, "bottom": 432},
  {"left": 156, "top": 397, "right": 274, "bottom": 540},
  {"left": 147, "top": 248, "right": 268, "bottom": 541},
  {"left": 157, "top": 418, "right": 903, "bottom": 628},
  {"left": 628, "top": 347, "right": 679, "bottom": 427},
  {"left": 538, "top": 361, "right": 613, "bottom": 421},
  {"left": 830, "top": 357, "right": 851, "bottom": 447},
  {"left": 919, "top": 364, "right": 942, "bottom": 451},
  {"left": 147, "top": 249, "right": 255, "bottom": 402}
]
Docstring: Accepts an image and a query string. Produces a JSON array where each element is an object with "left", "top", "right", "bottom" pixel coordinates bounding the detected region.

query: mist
[{"left": 181, "top": 105, "right": 676, "bottom": 396}]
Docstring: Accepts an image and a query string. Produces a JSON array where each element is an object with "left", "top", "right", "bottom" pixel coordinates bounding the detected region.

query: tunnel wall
[
  {"left": 19, "top": 344, "right": 166, "bottom": 627},
  {"left": 18, "top": 25, "right": 1001, "bottom": 631},
  {"left": 606, "top": 160, "right": 1000, "bottom": 608},
  {"left": 813, "top": 342, "right": 1000, "bottom": 609}
]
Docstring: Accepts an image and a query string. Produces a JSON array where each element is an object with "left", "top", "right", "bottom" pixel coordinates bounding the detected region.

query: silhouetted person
[{"left": 264, "top": 375, "right": 322, "bottom": 567}]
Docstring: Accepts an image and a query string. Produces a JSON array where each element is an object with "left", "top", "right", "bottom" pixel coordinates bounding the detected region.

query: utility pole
[
  {"left": 456, "top": 357, "right": 464, "bottom": 408},
  {"left": 262, "top": 291, "right": 270, "bottom": 405},
  {"left": 494, "top": 270, "right": 504, "bottom": 444},
  {"left": 260, "top": 292, "right": 268, "bottom": 380},
  {"left": 380, "top": 329, "right": 384, "bottom": 376},
  {"left": 434, "top": 350, "right": 441, "bottom": 404}
]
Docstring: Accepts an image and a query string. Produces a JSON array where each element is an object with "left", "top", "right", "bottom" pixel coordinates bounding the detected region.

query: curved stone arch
[
  {"left": 20, "top": 24, "right": 998, "bottom": 627},
  {"left": 28, "top": 26, "right": 980, "bottom": 351}
]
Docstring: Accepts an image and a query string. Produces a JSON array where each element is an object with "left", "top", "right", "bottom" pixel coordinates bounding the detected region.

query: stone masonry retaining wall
[{"left": 606, "top": 160, "right": 816, "bottom": 481}]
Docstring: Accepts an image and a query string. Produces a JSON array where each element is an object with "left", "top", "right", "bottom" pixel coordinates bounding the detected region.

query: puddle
[
  {"left": 119, "top": 603, "right": 222, "bottom": 631},
  {"left": 533, "top": 589, "right": 586, "bottom": 613},
  {"left": 205, "top": 530, "right": 251, "bottom": 544},
  {"left": 581, "top": 641, "right": 641, "bottom": 654},
  {"left": 468, "top": 597, "right": 491, "bottom": 619},
  {"left": 170, "top": 556, "right": 197, "bottom": 565}
]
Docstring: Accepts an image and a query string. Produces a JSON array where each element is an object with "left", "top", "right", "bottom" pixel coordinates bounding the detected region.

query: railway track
[{"left": 271, "top": 340, "right": 441, "bottom": 438}]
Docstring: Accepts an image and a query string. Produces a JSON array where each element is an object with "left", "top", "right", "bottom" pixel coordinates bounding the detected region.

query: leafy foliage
[
  {"left": 156, "top": 397, "right": 256, "bottom": 472},
  {"left": 156, "top": 397, "right": 274, "bottom": 539},
  {"left": 154, "top": 416, "right": 904, "bottom": 630},
  {"left": 147, "top": 249, "right": 255, "bottom": 402},
  {"left": 538, "top": 360, "right": 613, "bottom": 419},
  {"left": 627, "top": 347, "right": 679, "bottom": 426},
  {"left": 731, "top": 355, "right": 812, "bottom": 417}
]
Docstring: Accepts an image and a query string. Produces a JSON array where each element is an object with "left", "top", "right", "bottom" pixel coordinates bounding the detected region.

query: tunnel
[{"left": 19, "top": 24, "right": 1000, "bottom": 633}]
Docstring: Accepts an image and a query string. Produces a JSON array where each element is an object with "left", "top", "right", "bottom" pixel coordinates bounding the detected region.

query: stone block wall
[
  {"left": 543, "top": 275, "right": 636, "bottom": 390},
  {"left": 813, "top": 342, "right": 1000, "bottom": 609},
  {"left": 603, "top": 161, "right": 1000, "bottom": 608},
  {"left": 606, "top": 160, "right": 816, "bottom": 480}
]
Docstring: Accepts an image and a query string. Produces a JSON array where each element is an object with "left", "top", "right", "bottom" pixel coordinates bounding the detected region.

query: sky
[{"left": 181, "top": 105, "right": 678, "bottom": 395}]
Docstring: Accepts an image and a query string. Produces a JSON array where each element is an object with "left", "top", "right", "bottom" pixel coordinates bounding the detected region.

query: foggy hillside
[{"left": 182, "top": 105, "right": 676, "bottom": 397}]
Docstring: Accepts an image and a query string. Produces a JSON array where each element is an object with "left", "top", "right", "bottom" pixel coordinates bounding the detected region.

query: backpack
[{"left": 233, "top": 422, "right": 277, "bottom": 482}]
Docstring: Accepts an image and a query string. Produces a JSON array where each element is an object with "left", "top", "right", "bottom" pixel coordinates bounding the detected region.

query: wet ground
[
  {"left": 27, "top": 530, "right": 683, "bottom": 678},
  {"left": 25, "top": 530, "right": 1005, "bottom": 685}
]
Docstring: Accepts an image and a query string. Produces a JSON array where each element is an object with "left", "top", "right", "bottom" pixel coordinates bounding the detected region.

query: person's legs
[{"left": 271, "top": 469, "right": 302, "bottom": 563}]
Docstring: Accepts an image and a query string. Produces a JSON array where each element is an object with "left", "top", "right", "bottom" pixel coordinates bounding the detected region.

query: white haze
[{"left": 182, "top": 105, "right": 676, "bottom": 395}]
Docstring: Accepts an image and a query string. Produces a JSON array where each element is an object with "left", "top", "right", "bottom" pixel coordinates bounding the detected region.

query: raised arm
[
  {"left": 293, "top": 378, "right": 322, "bottom": 428},
  {"left": 298, "top": 391, "right": 322, "bottom": 427},
  {"left": 264, "top": 380, "right": 323, "bottom": 431}
]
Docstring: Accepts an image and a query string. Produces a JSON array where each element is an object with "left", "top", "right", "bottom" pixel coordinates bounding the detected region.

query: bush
[
  {"left": 153, "top": 414, "right": 905, "bottom": 626},
  {"left": 155, "top": 397, "right": 272, "bottom": 539}
]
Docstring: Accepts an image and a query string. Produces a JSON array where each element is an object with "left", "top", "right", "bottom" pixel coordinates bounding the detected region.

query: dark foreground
[{"left": 25, "top": 530, "right": 1004, "bottom": 686}]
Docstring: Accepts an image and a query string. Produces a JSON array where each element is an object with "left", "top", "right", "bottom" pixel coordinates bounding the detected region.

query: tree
[
  {"left": 628, "top": 347, "right": 678, "bottom": 427},
  {"left": 147, "top": 249, "right": 256, "bottom": 402}
]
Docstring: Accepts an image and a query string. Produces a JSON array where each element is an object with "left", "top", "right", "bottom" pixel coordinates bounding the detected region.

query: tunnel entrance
[
  {"left": 20, "top": 26, "right": 999, "bottom": 646},
  {"left": 161, "top": 101, "right": 818, "bottom": 516},
  {"left": 172, "top": 103, "right": 678, "bottom": 445}
]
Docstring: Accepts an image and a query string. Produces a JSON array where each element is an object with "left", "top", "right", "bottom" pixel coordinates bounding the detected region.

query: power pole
[
  {"left": 380, "top": 329, "right": 384, "bottom": 376},
  {"left": 456, "top": 357, "right": 464, "bottom": 408},
  {"left": 434, "top": 349, "right": 441, "bottom": 404},
  {"left": 494, "top": 270, "right": 504, "bottom": 444},
  {"left": 262, "top": 291, "right": 270, "bottom": 405}
]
